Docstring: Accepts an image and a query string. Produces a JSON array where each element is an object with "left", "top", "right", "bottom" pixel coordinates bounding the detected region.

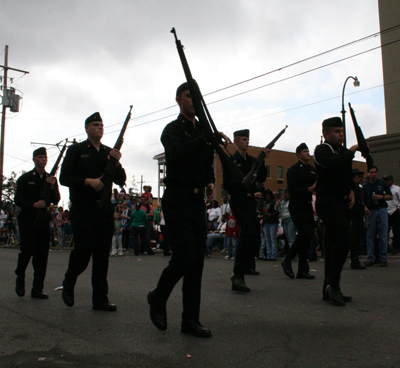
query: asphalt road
[{"left": 0, "top": 247, "right": 399, "bottom": 368}]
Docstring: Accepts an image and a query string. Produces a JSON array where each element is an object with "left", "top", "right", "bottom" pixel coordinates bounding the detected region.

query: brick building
[{"left": 154, "top": 146, "right": 368, "bottom": 204}]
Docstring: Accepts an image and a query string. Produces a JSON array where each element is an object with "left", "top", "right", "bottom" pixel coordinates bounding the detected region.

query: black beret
[
  {"left": 296, "top": 142, "right": 308, "bottom": 154},
  {"left": 85, "top": 112, "right": 103, "bottom": 126},
  {"left": 322, "top": 117, "right": 343, "bottom": 128},
  {"left": 33, "top": 147, "right": 47, "bottom": 158},
  {"left": 352, "top": 168, "right": 364, "bottom": 176},
  {"left": 383, "top": 174, "right": 393, "bottom": 181},
  {"left": 176, "top": 82, "right": 189, "bottom": 96},
  {"left": 234, "top": 129, "right": 250, "bottom": 138}
]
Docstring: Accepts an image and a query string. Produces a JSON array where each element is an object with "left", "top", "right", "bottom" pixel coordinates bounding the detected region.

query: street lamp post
[{"left": 341, "top": 76, "right": 360, "bottom": 148}]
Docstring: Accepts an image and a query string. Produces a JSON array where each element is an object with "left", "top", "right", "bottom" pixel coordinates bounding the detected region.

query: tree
[
  {"left": 2, "top": 171, "right": 19, "bottom": 212},
  {"left": 128, "top": 175, "right": 140, "bottom": 198}
]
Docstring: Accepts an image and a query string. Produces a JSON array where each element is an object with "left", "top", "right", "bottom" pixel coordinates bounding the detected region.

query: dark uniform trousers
[
  {"left": 389, "top": 210, "right": 400, "bottom": 252},
  {"left": 285, "top": 204, "right": 314, "bottom": 274},
  {"left": 15, "top": 226, "right": 50, "bottom": 292},
  {"left": 316, "top": 196, "right": 351, "bottom": 293},
  {"left": 350, "top": 216, "right": 364, "bottom": 263},
  {"left": 154, "top": 187, "right": 206, "bottom": 322},
  {"left": 230, "top": 188, "right": 259, "bottom": 277},
  {"left": 64, "top": 203, "right": 114, "bottom": 305}
]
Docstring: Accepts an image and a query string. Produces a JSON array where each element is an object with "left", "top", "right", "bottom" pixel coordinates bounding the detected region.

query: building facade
[
  {"left": 367, "top": 0, "right": 400, "bottom": 184},
  {"left": 154, "top": 145, "right": 367, "bottom": 204}
]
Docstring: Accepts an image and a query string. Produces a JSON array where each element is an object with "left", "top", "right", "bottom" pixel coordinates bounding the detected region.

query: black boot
[
  {"left": 62, "top": 279, "right": 74, "bottom": 307},
  {"left": 15, "top": 276, "right": 25, "bottom": 297},
  {"left": 231, "top": 274, "right": 251, "bottom": 292},
  {"left": 147, "top": 289, "right": 167, "bottom": 331}
]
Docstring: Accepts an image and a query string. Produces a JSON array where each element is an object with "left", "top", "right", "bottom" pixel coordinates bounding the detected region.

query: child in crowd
[
  {"left": 142, "top": 185, "right": 153, "bottom": 205},
  {"left": 111, "top": 212, "right": 123, "bottom": 256},
  {"left": 225, "top": 212, "right": 240, "bottom": 260}
]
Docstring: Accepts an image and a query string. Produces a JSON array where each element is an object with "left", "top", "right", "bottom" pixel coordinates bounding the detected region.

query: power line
[
  {"left": 100, "top": 23, "right": 400, "bottom": 130},
  {"left": 94, "top": 41, "right": 394, "bottom": 139},
  {"left": 109, "top": 81, "right": 394, "bottom": 154},
  {"left": 204, "top": 23, "right": 400, "bottom": 96},
  {"left": 85, "top": 36, "right": 400, "bottom": 142},
  {"left": 5, "top": 28, "right": 398, "bottom": 174},
  {"left": 3, "top": 80, "right": 392, "bottom": 174},
  {"left": 62, "top": 26, "right": 397, "bottom": 140}
]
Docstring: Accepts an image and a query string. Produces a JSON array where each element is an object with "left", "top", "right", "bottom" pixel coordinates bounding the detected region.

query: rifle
[
  {"left": 34, "top": 140, "right": 68, "bottom": 229},
  {"left": 348, "top": 103, "right": 374, "bottom": 170},
  {"left": 171, "top": 28, "right": 245, "bottom": 192},
  {"left": 99, "top": 105, "right": 133, "bottom": 209},
  {"left": 242, "top": 125, "right": 288, "bottom": 187}
]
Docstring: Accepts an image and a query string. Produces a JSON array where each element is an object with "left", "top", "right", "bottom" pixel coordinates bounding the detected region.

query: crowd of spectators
[
  {"left": 2, "top": 170, "right": 399, "bottom": 269},
  {"left": 202, "top": 168, "right": 399, "bottom": 272}
]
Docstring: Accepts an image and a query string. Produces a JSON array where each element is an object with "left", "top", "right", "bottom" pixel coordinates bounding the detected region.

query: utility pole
[
  {"left": 0, "top": 45, "right": 29, "bottom": 206},
  {"left": 140, "top": 175, "right": 144, "bottom": 195}
]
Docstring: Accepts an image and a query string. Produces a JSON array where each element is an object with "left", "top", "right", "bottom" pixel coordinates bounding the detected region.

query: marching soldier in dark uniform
[
  {"left": 349, "top": 168, "right": 367, "bottom": 269},
  {"left": 14, "top": 147, "right": 60, "bottom": 299},
  {"left": 147, "top": 83, "right": 215, "bottom": 337},
  {"left": 281, "top": 143, "right": 317, "bottom": 279},
  {"left": 60, "top": 112, "right": 126, "bottom": 311},
  {"left": 314, "top": 117, "right": 359, "bottom": 306},
  {"left": 229, "top": 129, "right": 269, "bottom": 292}
]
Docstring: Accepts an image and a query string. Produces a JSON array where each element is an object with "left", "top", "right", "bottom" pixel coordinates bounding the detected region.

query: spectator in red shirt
[{"left": 225, "top": 213, "right": 240, "bottom": 260}]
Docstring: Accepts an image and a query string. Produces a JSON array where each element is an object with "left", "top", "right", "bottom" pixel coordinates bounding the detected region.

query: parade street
[{"left": 0, "top": 247, "right": 399, "bottom": 368}]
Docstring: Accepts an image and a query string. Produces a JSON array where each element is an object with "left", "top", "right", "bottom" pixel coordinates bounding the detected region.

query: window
[
  {"left": 277, "top": 166, "right": 283, "bottom": 179},
  {"left": 265, "top": 165, "right": 271, "bottom": 179}
]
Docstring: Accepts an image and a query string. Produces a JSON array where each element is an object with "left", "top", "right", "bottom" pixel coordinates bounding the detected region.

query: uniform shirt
[
  {"left": 363, "top": 179, "right": 392, "bottom": 210},
  {"left": 287, "top": 160, "right": 316, "bottom": 210},
  {"left": 15, "top": 168, "right": 60, "bottom": 228},
  {"left": 314, "top": 142, "right": 354, "bottom": 198},
  {"left": 233, "top": 150, "right": 267, "bottom": 194},
  {"left": 60, "top": 139, "right": 126, "bottom": 204},
  {"left": 161, "top": 114, "right": 214, "bottom": 189},
  {"left": 387, "top": 184, "right": 400, "bottom": 215}
]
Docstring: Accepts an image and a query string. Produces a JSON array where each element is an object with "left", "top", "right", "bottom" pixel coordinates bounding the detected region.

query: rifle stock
[
  {"left": 99, "top": 105, "right": 133, "bottom": 209},
  {"left": 348, "top": 103, "right": 374, "bottom": 170},
  {"left": 34, "top": 140, "right": 68, "bottom": 229}
]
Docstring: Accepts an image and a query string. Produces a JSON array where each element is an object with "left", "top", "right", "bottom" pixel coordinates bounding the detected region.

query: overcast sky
[{"left": 1, "top": 0, "right": 387, "bottom": 205}]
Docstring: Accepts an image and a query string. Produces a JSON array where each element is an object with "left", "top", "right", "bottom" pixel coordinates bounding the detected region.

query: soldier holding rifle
[
  {"left": 281, "top": 143, "right": 316, "bottom": 280},
  {"left": 314, "top": 117, "right": 359, "bottom": 306},
  {"left": 14, "top": 147, "right": 60, "bottom": 299},
  {"left": 148, "top": 82, "right": 216, "bottom": 338},
  {"left": 230, "top": 129, "right": 269, "bottom": 292},
  {"left": 60, "top": 112, "right": 126, "bottom": 311}
]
